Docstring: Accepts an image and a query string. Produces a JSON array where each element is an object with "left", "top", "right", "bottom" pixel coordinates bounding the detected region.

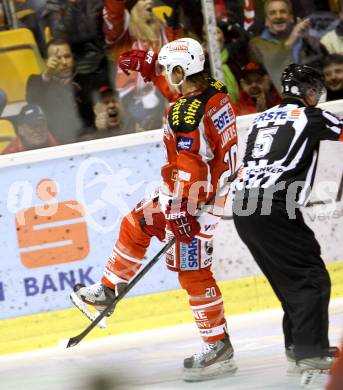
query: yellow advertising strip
[{"left": 1, "top": 261, "right": 342, "bottom": 356}]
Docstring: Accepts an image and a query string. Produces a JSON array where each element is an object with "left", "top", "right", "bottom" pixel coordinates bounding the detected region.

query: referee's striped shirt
[{"left": 236, "top": 98, "right": 343, "bottom": 205}]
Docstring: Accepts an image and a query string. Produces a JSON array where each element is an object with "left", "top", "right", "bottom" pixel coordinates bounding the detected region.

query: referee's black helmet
[{"left": 281, "top": 64, "right": 325, "bottom": 100}]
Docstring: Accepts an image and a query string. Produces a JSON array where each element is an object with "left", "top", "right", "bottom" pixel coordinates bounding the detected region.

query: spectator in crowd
[
  {"left": 179, "top": 0, "right": 204, "bottom": 39},
  {"left": 0, "top": 89, "right": 7, "bottom": 116},
  {"left": 2, "top": 104, "right": 58, "bottom": 154},
  {"left": 320, "top": 1, "right": 343, "bottom": 54},
  {"left": 214, "top": 0, "right": 228, "bottom": 20},
  {"left": 323, "top": 54, "right": 343, "bottom": 101},
  {"left": 202, "top": 17, "right": 251, "bottom": 104},
  {"left": 202, "top": 21, "right": 239, "bottom": 103},
  {"left": 234, "top": 62, "right": 281, "bottom": 116},
  {"left": 306, "top": 10, "right": 339, "bottom": 41},
  {"left": 43, "top": 0, "right": 113, "bottom": 127},
  {"left": 249, "top": 0, "right": 326, "bottom": 92},
  {"left": 103, "top": 0, "right": 182, "bottom": 130},
  {"left": 219, "top": 16, "right": 252, "bottom": 80},
  {"left": 26, "top": 38, "right": 93, "bottom": 144},
  {"left": 291, "top": 0, "right": 332, "bottom": 18},
  {"left": 13, "top": 0, "right": 46, "bottom": 54},
  {"left": 80, "top": 86, "right": 131, "bottom": 140}
]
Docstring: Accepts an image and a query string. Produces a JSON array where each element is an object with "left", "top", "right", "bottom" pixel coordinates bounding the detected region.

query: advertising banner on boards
[{"left": 0, "top": 101, "right": 342, "bottom": 319}]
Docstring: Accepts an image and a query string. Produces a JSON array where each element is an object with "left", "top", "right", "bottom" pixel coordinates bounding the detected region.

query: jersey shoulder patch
[
  {"left": 207, "top": 78, "right": 228, "bottom": 94},
  {"left": 167, "top": 79, "right": 228, "bottom": 133}
]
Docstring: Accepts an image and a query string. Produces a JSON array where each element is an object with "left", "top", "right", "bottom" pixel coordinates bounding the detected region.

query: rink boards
[{"left": 0, "top": 101, "right": 342, "bottom": 355}]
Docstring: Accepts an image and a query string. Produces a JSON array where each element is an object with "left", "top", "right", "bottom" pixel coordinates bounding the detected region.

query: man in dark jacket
[
  {"left": 43, "top": 0, "right": 113, "bottom": 119},
  {"left": 26, "top": 38, "right": 93, "bottom": 144}
]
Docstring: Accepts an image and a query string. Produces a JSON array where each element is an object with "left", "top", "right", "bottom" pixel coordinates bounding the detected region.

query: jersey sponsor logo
[
  {"left": 165, "top": 210, "right": 187, "bottom": 220},
  {"left": 169, "top": 97, "right": 203, "bottom": 129},
  {"left": 171, "top": 98, "right": 187, "bottom": 127},
  {"left": 168, "top": 41, "right": 189, "bottom": 52},
  {"left": 193, "top": 309, "right": 208, "bottom": 320},
  {"left": 171, "top": 169, "right": 178, "bottom": 181},
  {"left": 177, "top": 136, "right": 193, "bottom": 151},
  {"left": 220, "top": 96, "right": 230, "bottom": 106},
  {"left": 204, "top": 223, "right": 219, "bottom": 232},
  {"left": 196, "top": 320, "right": 211, "bottom": 328},
  {"left": 253, "top": 110, "right": 288, "bottom": 124},
  {"left": 202, "top": 257, "right": 212, "bottom": 267},
  {"left": 199, "top": 328, "right": 216, "bottom": 336},
  {"left": 220, "top": 125, "right": 237, "bottom": 147},
  {"left": 180, "top": 238, "right": 199, "bottom": 270},
  {"left": 290, "top": 109, "right": 301, "bottom": 119},
  {"left": 166, "top": 235, "right": 176, "bottom": 268},
  {"left": 212, "top": 105, "right": 235, "bottom": 135},
  {"left": 184, "top": 98, "right": 202, "bottom": 125},
  {"left": 178, "top": 170, "right": 191, "bottom": 181},
  {"left": 145, "top": 50, "right": 154, "bottom": 64},
  {"left": 207, "top": 106, "right": 217, "bottom": 117},
  {"left": 210, "top": 79, "right": 226, "bottom": 91}
]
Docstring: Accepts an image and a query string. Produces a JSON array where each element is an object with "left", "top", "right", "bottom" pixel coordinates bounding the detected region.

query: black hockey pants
[{"left": 233, "top": 198, "right": 331, "bottom": 360}]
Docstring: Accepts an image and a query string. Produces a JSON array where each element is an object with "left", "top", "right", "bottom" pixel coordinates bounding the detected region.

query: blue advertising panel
[{"left": 0, "top": 138, "right": 179, "bottom": 319}]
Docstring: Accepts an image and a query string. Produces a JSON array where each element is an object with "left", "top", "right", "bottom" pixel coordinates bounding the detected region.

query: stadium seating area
[
  {"left": 0, "top": 28, "right": 44, "bottom": 103},
  {"left": 0, "top": 0, "right": 342, "bottom": 153}
]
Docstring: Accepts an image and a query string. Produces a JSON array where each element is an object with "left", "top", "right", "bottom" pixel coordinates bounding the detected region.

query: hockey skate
[
  {"left": 183, "top": 333, "right": 237, "bottom": 382},
  {"left": 70, "top": 283, "right": 126, "bottom": 329},
  {"left": 298, "top": 356, "right": 335, "bottom": 389},
  {"left": 285, "top": 345, "right": 338, "bottom": 388},
  {"left": 286, "top": 344, "right": 339, "bottom": 375},
  {"left": 286, "top": 345, "right": 339, "bottom": 363}
]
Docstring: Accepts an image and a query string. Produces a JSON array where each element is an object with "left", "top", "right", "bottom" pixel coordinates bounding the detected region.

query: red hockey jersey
[{"left": 161, "top": 79, "right": 238, "bottom": 206}]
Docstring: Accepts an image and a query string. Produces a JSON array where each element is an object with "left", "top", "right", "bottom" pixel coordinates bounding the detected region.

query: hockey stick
[
  {"left": 66, "top": 172, "right": 237, "bottom": 348},
  {"left": 67, "top": 237, "right": 176, "bottom": 348}
]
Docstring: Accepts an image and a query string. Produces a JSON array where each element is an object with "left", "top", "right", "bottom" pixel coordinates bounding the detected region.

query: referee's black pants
[{"left": 233, "top": 199, "right": 331, "bottom": 360}]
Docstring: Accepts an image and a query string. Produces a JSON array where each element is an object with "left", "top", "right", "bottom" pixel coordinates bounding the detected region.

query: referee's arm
[{"left": 309, "top": 108, "right": 343, "bottom": 142}]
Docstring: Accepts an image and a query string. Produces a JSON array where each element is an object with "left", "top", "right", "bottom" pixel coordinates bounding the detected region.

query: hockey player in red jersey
[{"left": 71, "top": 37, "right": 238, "bottom": 381}]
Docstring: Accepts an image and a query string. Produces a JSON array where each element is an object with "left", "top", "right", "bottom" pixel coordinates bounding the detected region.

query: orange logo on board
[{"left": 16, "top": 179, "right": 90, "bottom": 269}]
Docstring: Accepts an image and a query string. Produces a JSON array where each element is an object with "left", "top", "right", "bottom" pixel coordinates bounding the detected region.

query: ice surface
[{"left": 0, "top": 299, "right": 342, "bottom": 390}]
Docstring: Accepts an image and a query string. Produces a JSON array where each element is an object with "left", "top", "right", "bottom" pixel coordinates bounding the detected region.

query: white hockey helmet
[{"left": 158, "top": 37, "right": 205, "bottom": 87}]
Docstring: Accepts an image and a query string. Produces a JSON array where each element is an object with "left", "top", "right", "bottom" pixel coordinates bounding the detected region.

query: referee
[{"left": 233, "top": 64, "right": 343, "bottom": 371}]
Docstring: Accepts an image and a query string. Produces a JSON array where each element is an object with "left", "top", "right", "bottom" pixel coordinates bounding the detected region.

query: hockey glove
[
  {"left": 165, "top": 199, "right": 201, "bottom": 244},
  {"left": 118, "top": 49, "right": 158, "bottom": 82}
]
